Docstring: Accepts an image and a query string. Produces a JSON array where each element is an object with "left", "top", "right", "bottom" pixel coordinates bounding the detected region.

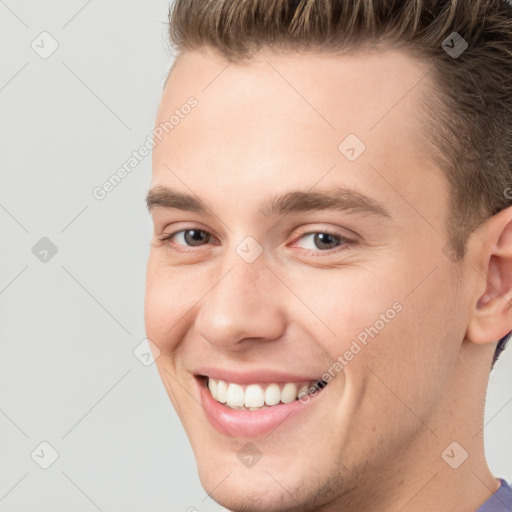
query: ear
[{"left": 465, "top": 206, "right": 512, "bottom": 345}]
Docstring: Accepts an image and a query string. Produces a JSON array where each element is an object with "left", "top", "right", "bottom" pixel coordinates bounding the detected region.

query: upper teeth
[{"left": 207, "top": 377, "right": 320, "bottom": 410}]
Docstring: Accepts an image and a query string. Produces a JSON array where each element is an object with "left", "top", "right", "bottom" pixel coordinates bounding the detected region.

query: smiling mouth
[{"left": 204, "top": 376, "right": 328, "bottom": 411}]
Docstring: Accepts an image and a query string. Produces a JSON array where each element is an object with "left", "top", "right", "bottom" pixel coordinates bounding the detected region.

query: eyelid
[
  {"left": 289, "top": 222, "right": 356, "bottom": 242},
  {"left": 156, "top": 221, "right": 220, "bottom": 242}
]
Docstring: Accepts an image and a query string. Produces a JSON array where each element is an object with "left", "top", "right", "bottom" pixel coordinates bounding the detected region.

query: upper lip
[{"left": 195, "top": 366, "right": 322, "bottom": 384}]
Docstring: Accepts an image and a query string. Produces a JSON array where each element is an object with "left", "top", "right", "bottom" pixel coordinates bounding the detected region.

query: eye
[
  {"left": 156, "top": 227, "right": 354, "bottom": 256},
  {"left": 160, "top": 228, "right": 213, "bottom": 247},
  {"left": 293, "top": 231, "right": 353, "bottom": 252}
]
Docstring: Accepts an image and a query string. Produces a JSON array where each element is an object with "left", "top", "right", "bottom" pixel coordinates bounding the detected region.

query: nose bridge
[{"left": 196, "top": 253, "right": 286, "bottom": 347}]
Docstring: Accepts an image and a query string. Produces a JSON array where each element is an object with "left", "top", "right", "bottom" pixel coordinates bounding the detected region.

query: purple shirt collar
[{"left": 475, "top": 479, "right": 512, "bottom": 512}]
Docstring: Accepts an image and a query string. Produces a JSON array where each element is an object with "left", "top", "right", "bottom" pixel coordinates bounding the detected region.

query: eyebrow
[{"left": 146, "top": 185, "right": 391, "bottom": 219}]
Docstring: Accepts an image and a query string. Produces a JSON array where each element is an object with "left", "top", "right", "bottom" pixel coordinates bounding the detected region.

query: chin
[
  {"left": 190, "top": 442, "right": 343, "bottom": 512},
  {"left": 196, "top": 466, "right": 310, "bottom": 512}
]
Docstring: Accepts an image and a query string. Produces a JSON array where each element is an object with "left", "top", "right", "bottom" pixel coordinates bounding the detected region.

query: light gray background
[{"left": 0, "top": 1, "right": 511, "bottom": 511}]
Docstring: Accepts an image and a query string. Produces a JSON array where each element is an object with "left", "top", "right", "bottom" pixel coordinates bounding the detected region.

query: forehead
[
  {"left": 152, "top": 48, "right": 446, "bottom": 221},
  {"left": 160, "top": 48, "right": 431, "bottom": 127}
]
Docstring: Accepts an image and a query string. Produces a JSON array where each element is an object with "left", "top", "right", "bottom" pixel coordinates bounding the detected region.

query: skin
[{"left": 144, "top": 48, "right": 512, "bottom": 511}]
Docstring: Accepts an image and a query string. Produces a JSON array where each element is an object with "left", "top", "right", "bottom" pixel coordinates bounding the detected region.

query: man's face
[{"left": 145, "top": 49, "right": 472, "bottom": 510}]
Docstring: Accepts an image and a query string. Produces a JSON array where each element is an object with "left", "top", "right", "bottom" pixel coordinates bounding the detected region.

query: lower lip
[{"left": 197, "top": 378, "right": 324, "bottom": 438}]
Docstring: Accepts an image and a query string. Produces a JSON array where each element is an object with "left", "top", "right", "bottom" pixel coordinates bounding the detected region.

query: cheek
[
  {"left": 350, "top": 263, "right": 463, "bottom": 426},
  {"left": 144, "top": 256, "right": 192, "bottom": 348},
  {"left": 292, "top": 259, "right": 461, "bottom": 400},
  {"left": 287, "top": 266, "right": 405, "bottom": 357}
]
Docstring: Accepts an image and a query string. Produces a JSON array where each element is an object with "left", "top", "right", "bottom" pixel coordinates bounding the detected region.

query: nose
[{"left": 196, "top": 258, "right": 287, "bottom": 349}]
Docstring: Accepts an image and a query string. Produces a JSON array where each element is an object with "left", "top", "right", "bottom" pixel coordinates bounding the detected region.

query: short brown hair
[{"left": 166, "top": 0, "right": 512, "bottom": 365}]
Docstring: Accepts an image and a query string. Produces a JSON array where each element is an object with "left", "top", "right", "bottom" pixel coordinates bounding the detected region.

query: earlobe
[{"left": 465, "top": 207, "right": 512, "bottom": 346}]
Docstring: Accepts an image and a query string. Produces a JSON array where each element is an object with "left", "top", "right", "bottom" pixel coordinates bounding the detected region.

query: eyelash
[{"left": 156, "top": 228, "right": 355, "bottom": 256}]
